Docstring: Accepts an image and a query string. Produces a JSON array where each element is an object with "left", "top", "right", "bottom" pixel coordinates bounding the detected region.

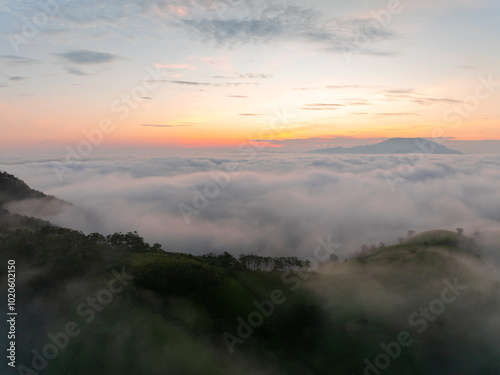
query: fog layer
[{"left": 2, "top": 153, "right": 500, "bottom": 258}]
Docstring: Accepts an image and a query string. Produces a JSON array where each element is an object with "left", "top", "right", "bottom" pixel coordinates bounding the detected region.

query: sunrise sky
[{"left": 1, "top": 0, "right": 499, "bottom": 154}]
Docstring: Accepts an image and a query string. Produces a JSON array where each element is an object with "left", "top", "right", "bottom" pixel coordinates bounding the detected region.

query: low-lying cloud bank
[{"left": 1, "top": 153, "right": 500, "bottom": 260}]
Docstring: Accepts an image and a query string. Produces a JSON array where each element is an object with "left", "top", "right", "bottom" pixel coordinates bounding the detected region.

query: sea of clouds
[{"left": 1, "top": 152, "right": 500, "bottom": 260}]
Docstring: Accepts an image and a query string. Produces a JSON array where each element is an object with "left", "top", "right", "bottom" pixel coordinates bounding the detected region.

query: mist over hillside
[{"left": 0, "top": 189, "right": 499, "bottom": 374}]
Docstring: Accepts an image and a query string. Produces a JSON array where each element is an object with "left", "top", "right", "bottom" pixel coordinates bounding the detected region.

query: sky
[{"left": 1, "top": 0, "right": 500, "bottom": 155}]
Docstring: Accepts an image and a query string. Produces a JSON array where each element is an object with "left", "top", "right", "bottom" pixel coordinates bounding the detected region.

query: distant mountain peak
[{"left": 309, "top": 138, "right": 462, "bottom": 155}]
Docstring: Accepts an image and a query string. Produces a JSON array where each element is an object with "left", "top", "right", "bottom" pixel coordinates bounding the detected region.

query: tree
[
  {"left": 407, "top": 230, "right": 416, "bottom": 238},
  {"left": 456, "top": 228, "right": 464, "bottom": 235},
  {"left": 151, "top": 243, "right": 162, "bottom": 251},
  {"left": 218, "top": 251, "right": 238, "bottom": 268}
]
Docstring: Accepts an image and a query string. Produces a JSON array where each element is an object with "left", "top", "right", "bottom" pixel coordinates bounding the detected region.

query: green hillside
[{"left": 1, "top": 225, "right": 499, "bottom": 375}]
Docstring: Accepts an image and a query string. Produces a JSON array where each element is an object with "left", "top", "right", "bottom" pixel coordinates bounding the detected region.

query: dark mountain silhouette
[
  {"left": 0, "top": 171, "right": 68, "bottom": 229},
  {"left": 309, "top": 138, "right": 462, "bottom": 154},
  {"left": 0, "top": 171, "right": 47, "bottom": 205}
]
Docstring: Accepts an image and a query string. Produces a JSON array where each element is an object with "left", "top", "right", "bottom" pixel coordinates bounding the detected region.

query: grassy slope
[{"left": 312, "top": 231, "right": 499, "bottom": 374}]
